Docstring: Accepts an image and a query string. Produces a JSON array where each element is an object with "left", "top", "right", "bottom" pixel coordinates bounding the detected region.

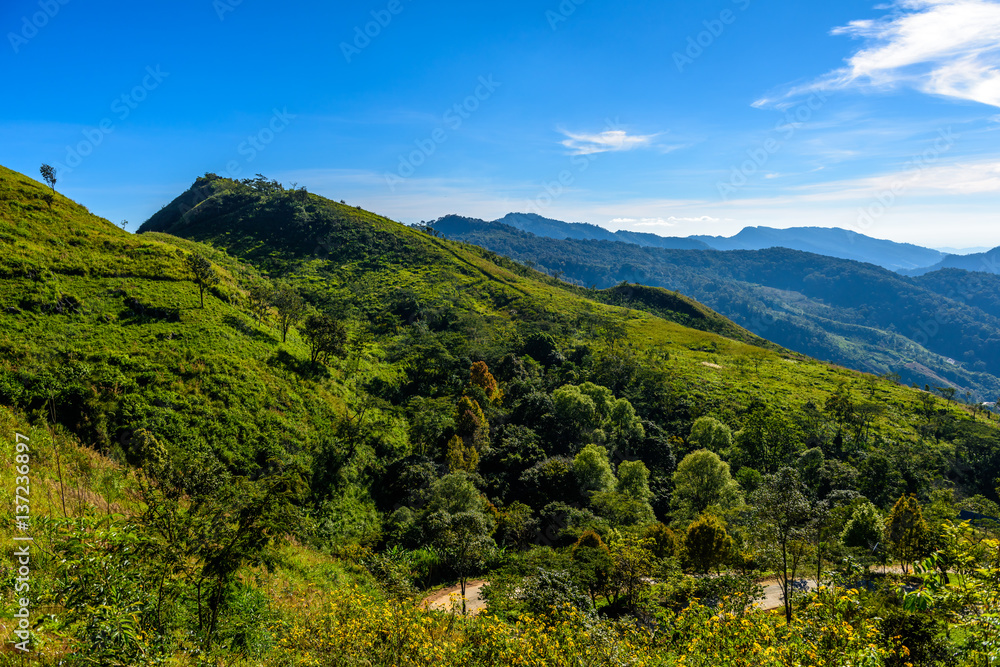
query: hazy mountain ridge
[
  {"left": 904, "top": 246, "right": 1000, "bottom": 277},
  {"left": 692, "top": 225, "right": 946, "bottom": 271},
  {"left": 468, "top": 213, "right": 953, "bottom": 272}
]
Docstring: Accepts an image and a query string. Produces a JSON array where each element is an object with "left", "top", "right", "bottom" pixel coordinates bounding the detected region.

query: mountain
[
  {"left": 472, "top": 213, "right": 712, "bottom": 249},
  {"left": 457, "top": 213, "right": 947, "bottom": 271},
  {"left": 691, "top": 226, "right": 945, "bottom": 272},
  {"left": 431, "top": 215, "right": 1000, "bottom": 400},
  {"left": 904, "top": 246, "right": 1000, "bottom": 277}
]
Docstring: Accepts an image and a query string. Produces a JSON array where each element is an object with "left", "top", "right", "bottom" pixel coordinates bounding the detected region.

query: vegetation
[
  {"left": 432, "top": 215, "right": 1000, "bottom": 400},
  {"left": 1, "top": 165, "right": 999, "bottom": 665}
]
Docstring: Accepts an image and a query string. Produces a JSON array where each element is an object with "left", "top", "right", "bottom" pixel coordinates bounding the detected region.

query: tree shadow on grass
[
  {"left": 222, "top": 314, "right": 279, "bottom": 344},
  {"left": 267, "top": 348, "right": 329, "bottom": 379}
]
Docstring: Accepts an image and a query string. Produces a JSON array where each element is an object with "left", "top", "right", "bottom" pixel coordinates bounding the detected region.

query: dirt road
[
  {"left": 757, "top": 579, "right": 818, "bottom": 610},
  {"left": 422, "top": 579, "right": 489, "bottom": 615}
]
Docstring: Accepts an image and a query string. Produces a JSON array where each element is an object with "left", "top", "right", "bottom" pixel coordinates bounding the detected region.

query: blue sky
[{"left": 3, "top": 0, "right": 1000, "bottom": 247}]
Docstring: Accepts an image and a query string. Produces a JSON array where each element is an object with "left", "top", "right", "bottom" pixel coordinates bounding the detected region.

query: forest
[{"left": 0, "top": 166, "right": 998, "bottom": 665}]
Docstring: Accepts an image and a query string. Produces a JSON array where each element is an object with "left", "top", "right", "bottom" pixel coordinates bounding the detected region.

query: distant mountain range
[
  {"left": 691, "top": 226, "right": 945, "bottom": 272},
  {"left": 903, "top": 246, "right": 1000, "bottom": 277},
  {"left": 492, "top": 213, "right": 711, "bottom": 250},
  {"left": 472, "top": 212, "right": 1000, "bottom": 274},
  {"left": 432, "top": 214, "right": 1000, "bottom": 400}
]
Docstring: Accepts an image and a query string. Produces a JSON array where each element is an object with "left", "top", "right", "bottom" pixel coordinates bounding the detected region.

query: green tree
[
  {"left": 643, "top": 523, "right": 680, "bottom": 560},
  {"left": 425, "top": 473, "right": 496, "bottom": 614},
  {"left": 734, "top": 404, "right": 798, "bottom": 473},
  {"left": 40, "top": 163, "right": 56, "bottom": 191},
  {"left": 753, "top": 467, "right": 813, "bottom": 623},
  {"left": 617, "top": 459, "right": 653, "bottom": 501},
  {"left": 886, "top": 494, "right": 931, "bottom": 574},
  {"left": 685, "top": 513, "right": 732, "bottom": 574},
  {"left": 272, "top": 284, "right": 306, "bottom": 343},
  {"left": 446, "top": 434, "right": 479, "bottom": 473},
  {"left": 841, "top": 500, "right": 885, "bottom": 555},
  {"left": 607, "top": 398, "right": 645, "bottom": 458},
  {"left": 573, "top": 444, "right": 616, "bottom": 497},
  {"left": 578, "top": 382, "right": 614, "bottom": 421},
  {"left": 607, "top": 534, "right": 653, "bottom": 611},
  {"left": 300, "top": 312, "right": 347, "bottom": 365},
  {"left": 496, "top": 501, "right": 535, "bottom": 549},
  {"left": 688, "top": 416, "right": 733, "bottom": 454},
  {"left": 553, "top": 384, "right": 598, "bottom": 440},
  {"left": 246, "top": 280, "right": 273, "bottom": 323},
  {"left": 571, "top": 530, "right": 612, "bottom": 607},
  {"left": 671, "top": 449, "right": 743, "bottom": 522},
  {"left": 185, "top": 253, "right": 220, "bottom": 309}
]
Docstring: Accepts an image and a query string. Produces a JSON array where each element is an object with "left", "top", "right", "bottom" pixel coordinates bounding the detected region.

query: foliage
[
  {"left": 185, "top": 252, "right": 220, "bottom": 308},
  {"left": 685, "top": 513, "right": 732, "bottom": 574},
  {"left": 4, "top": 165, "right": 1000, "bottom": 665},
  {"left": 885, "top": 494, "right": 931, "bottom": 574},
  {"left": 300, "top": 311, "right": 348, "bottom": 365},
  {"left": 671, "top": 449, "right": 743, "bottom": 522},
  {"left": 688, "top": 416, "right": 733, "bottom": 454},
  {"left": 752, "top": 467, "right": 813, "bottom": 623},
  {"left": 573, "top": 444, "right": 617, "bottom": 497},
  {"left": 841, "top": 500, "right": 886, "bottom": 563}
]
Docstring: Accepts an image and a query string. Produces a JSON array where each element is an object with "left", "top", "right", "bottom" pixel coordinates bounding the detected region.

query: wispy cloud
[
  {"left": 559, "top": 129, "right": 660, "bottom": 155},
  {"left": 612, "top": 215, "right": 722, "bottom": 226},
  {"left": 756, "top": 0, "right": 1000, "bottom": 109}
]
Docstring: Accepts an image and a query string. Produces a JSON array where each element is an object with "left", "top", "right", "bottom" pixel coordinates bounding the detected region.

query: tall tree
[
  {"left": 425, "top": 473, "right": 496, "bottom": 614},
  {"left": 571, "top": 530, "right": 612, "bottom": 607},
  {"left": 272, "top": 284, "right": 306, "bottom": 343},
  {"left": 671, "top": 449, "right": 742, "bottom": 521},
  {"left": 299, "top": 312, "right": 347, "bottom": 365},
  {"left": 246, "top": 280, "right": 273, "bottom": 323},
  {"left": 573, "top": 444, "right": 616, "bottom": 497},
  {"left": 685, "top": 513, "right": 732, "bottom": 574},
  {"left": 39, "top": 163, "right": 56, "bottom": 191},
  {"left": 688, "top": 416, "right": 733, "bottom": 454},
  {"left": 753, "top": 467, "right": 813, "bottom": 623},
  {"left": 185, "top": 253, "right": 220, "bottom": 309},
  {"left": 886, "top": 494, "right": 930, "bottom": 574},
  {"left": 468, "top": 361, "right": 502, "bottom": 403}
]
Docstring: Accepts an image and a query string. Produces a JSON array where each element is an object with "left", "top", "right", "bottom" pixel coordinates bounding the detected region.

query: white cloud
[
  {"left": 756, "top": 0, "right": 1000, "bottom": 108},
  {"left": 559, "top": 129, "right": 660, "bottom": 155},
  {"left": 611, "top": 215, "right": 723, "bottom": 227}
]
